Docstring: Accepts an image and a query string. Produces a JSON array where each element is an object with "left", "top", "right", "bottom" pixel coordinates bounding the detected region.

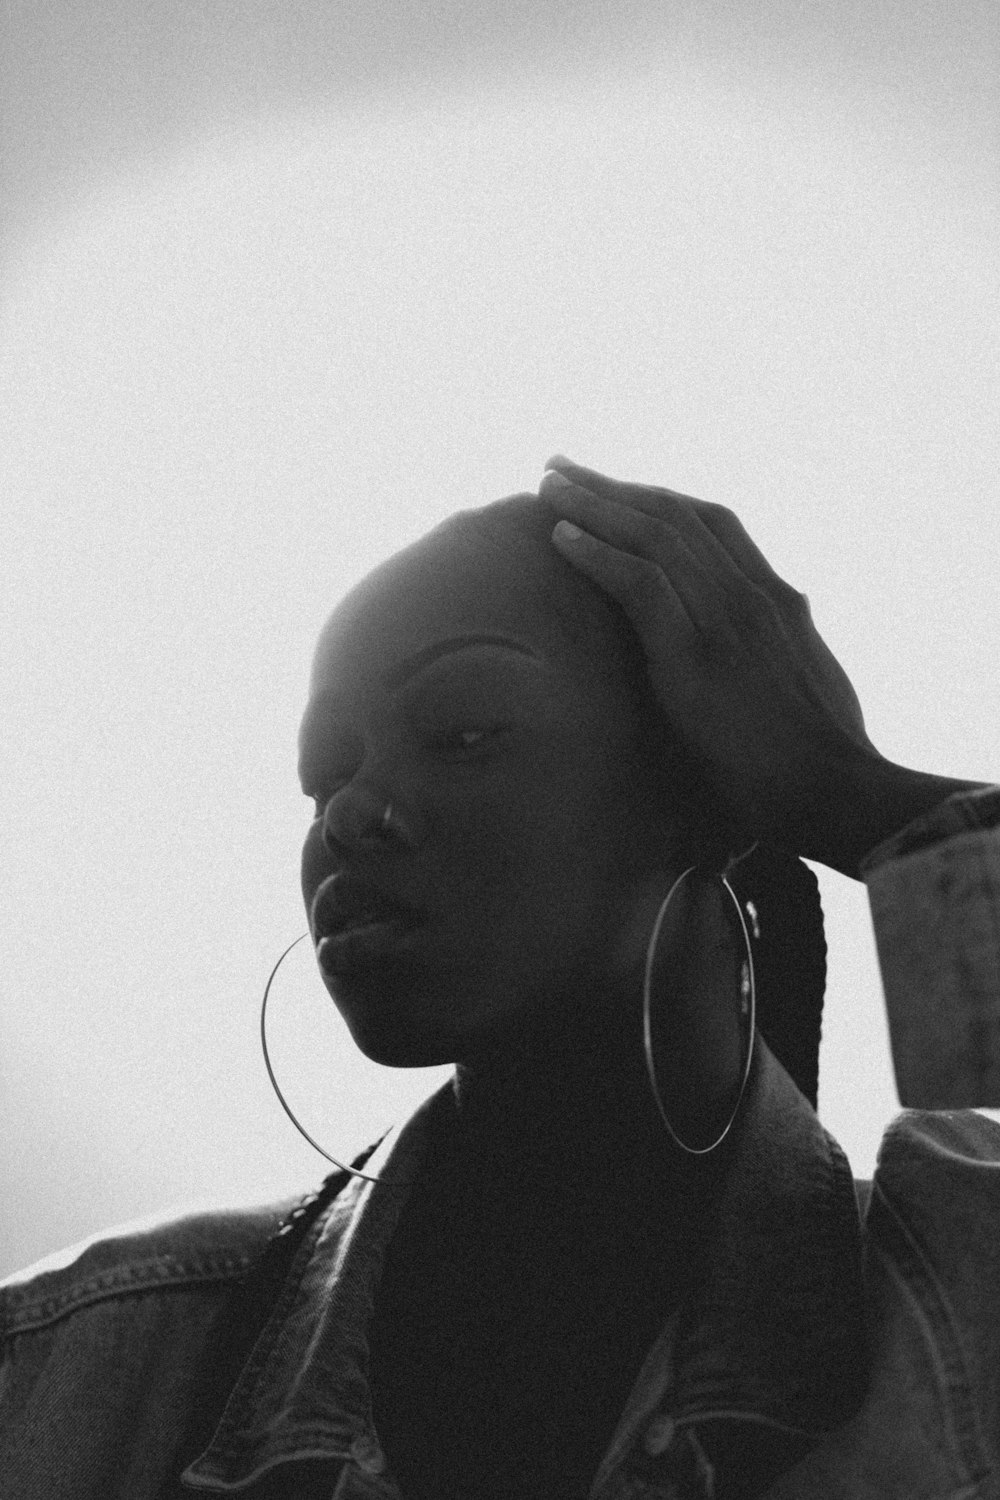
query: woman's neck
[{"left": 448, "top": 971, "right": 673, "bottom": 1175}]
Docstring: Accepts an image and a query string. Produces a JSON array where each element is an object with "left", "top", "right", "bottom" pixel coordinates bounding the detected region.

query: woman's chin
[
  {"left": 351, "top": 1026, "right": 457, "bottom": 1069},
  {"left": 325, "top": 963, "right": 530, "bottom": 1070},
  {"left": 330, "top": 981, "right": 462, "bottom": 1069}
]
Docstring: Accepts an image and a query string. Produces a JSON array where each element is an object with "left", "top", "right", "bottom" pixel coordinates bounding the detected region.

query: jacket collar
[
  {"left": 671, "top": 1041, "right": 867, "bottom": 1430},
  {"left": 184, "top": 1042, "right": 867, "bottom": 1493},
  {"left": 182, "top": 1103, "right": 433, "bottom": 1491}
]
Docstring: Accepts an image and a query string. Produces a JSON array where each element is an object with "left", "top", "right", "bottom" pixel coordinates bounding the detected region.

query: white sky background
[{"left": 1, "top": 1, "right": 997, "bottom": 1276}]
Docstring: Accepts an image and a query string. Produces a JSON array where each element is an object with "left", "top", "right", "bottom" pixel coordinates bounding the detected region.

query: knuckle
[
  {"left": 628, "top": 508, "right": 664, "bottom": 548},
  {"left": 654, "top": 483, "right": 701, "bottom": 507},
  {"left": 696, "top": 498, "right": 733, "bottom": 523},
  {"left": 628, "top": 557, "right": 669, "bottom": 616},
  {"left": 777, "top": 580, "right": 810, "bottom": 614},
  {"left": 724, "top": 585, "right": 763, "bottom": 633},
  {"left": 700, "top": 631, "right": 737, "bottom": 672}
]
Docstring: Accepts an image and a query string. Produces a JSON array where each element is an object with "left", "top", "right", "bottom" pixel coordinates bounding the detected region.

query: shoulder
[
  {"left": 865, "top": 1109, "right": 1000, "bottom": 1290},
  {"left": 853, "top": 1109, "right": 1000, "bottom": 1429},
  {"left": 0, "top": 1193, "right": 303, "bottom": 1341},
  {"left": 0, "top": 1194, "right": 332, "bottom": 1494},
  {"left": 874, "top": 1106, "right": 1000, "bottom": 1192}
]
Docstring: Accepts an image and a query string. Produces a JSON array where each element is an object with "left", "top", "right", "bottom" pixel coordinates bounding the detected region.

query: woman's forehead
[{"left": 311, "top": 507, "right": 610, "bottom": 692}]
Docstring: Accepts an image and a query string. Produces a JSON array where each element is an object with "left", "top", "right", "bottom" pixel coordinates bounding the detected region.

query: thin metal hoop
[
  {"left": 642, "top": 866, "right": 756, "bottom": 1156},
  {"left": 260, "top": 932, "right": 408, "bottom": 1186}
]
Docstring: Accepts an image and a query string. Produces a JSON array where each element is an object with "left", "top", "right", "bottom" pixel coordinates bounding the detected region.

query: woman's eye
[{"left": 436, "top": 726, "right": 497, "bottom": 754}]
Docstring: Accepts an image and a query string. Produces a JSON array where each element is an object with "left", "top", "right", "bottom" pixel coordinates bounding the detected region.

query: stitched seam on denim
[
  {"left": 810, "top": 1118, "right": 868, "bottom": 1429},
  {"left": 817, "top": 1127, "right": 870, "bottom": 1420},
  {"left": 180, "top": 1449, "right": 349, "bottom": 1493},
  {"left": 182, "top": 1425, "right": 356, "bottom": 1487},
  {"left": 978, "top": 835, "right": 1000, "bottom": 1012},
  {"left": 675, "top": 1138, "right": 862, "bottom": 1437},
  {"left": 869, "top": 1182, "right": 991, "bottom": 1482},
  {"left": 0, "top": 1254, "right": 253, "bottom": 1338},
  {"left": 195, "top": 1424, "right": 354, "bottom": 1464},
  {"left": 193, "top": 1194, "right": 345, "bottom": 1462},
  {"left": 672, "top": 1411, "right": 816, "bottom": 1440}
]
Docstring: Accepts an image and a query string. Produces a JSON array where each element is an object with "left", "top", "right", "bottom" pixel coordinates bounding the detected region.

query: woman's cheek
[{"left": 300, "top": 822, "right": 328, "bottom": 903}]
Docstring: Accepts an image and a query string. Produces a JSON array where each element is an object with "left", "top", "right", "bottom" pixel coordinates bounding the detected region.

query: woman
[{"left": 2, "top": 459, "right": 998, "bottom": 1500}]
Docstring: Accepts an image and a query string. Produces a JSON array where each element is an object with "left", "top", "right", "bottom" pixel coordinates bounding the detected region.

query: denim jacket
[{"left": 3, "top": 787, "right": 1000, "bottom": 1500}]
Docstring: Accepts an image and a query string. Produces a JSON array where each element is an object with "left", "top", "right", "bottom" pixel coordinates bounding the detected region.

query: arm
[
  {"left": 863, "top": 782, "right": 1000, "bottom": 1107},
  {"left": 802, "top": 758, "right": 990, "bottom": 881},
  {"left": 538, "top": 457, "right": 986, "bottom": 879},
  {"left": 537, "top": 457, "right": 997, "bottom": 1108}
]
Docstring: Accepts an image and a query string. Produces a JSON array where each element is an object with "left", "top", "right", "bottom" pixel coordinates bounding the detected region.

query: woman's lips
[
  {"left": 311, "top": 872, "right": 428, "bottom": 973},
  {"left": 316, "top": 913, "right": 426, "bottom": 973},
  {"left": 312, "top": 871, "right": 424, "bottom": 930}
]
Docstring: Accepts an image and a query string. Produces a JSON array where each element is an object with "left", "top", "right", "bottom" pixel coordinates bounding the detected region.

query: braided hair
[
  {"left": 458, "top": 492, "right": 830, "bottom": 1110},
  {"left": 726, "top": 844, "right": 827, "bottom": 1110}
]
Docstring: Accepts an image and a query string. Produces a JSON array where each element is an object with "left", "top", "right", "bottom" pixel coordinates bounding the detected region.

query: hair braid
[
  {"left": 726, "top": 844, "right": 827, "bottom": 1110},
  {"left": 471, "top": 493, "right": 830, "bottom": 1108}
]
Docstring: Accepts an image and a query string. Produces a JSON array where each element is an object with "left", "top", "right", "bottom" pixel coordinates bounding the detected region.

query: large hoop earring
[
  {"left": 260, "top": 933, "right": 409, "bottom": 1186},
  {"left": 642, "top": 866, "right": 756, "bottom": 1156}
]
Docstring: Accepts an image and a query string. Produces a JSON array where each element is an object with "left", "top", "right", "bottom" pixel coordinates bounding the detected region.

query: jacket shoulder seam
[{"left": 1, "top": 1250, "right": 256, "bottom": 1340}]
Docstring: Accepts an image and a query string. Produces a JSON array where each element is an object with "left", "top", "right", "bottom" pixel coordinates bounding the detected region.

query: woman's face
[{"left": 299, "top": 510, "right": 677, "bottom": 1067}]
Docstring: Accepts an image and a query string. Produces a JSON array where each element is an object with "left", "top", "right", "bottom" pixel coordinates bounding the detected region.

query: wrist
[{"left": 806, "top": 755, "right": 990, "bottom": 879}]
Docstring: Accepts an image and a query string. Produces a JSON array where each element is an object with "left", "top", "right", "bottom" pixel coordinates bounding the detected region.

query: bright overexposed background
[{"left": 2, "top": 1, "right": 997, "bottom": 1277}]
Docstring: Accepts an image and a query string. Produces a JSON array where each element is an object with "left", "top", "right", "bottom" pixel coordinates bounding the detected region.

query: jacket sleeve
[
  {"left": 0, "top": 1201, "right": 292, "bottom": 1500},
  {"left": 861, "top": 784, "right": 1000, "bottom": 1109}
]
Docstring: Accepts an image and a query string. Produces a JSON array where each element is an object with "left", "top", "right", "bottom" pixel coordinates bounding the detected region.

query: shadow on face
[{"left": 298, "top": 494, "right": 687, "bottom": 1067}]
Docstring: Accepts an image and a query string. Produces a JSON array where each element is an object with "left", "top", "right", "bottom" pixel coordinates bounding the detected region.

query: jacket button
[
  {"left": 350, "top": 1431, "right": 387, "bottom": 1474},
  {"left": 643, "top": 1412, "right": 676, "bottom": 1456}
]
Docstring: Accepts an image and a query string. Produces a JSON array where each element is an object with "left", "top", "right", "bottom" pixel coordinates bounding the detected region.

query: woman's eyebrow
[{"left": 383, "top": 634, "right": 539, "bottom": 690}]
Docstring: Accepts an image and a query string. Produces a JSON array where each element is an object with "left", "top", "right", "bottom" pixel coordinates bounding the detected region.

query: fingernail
[
  {"left": 553, "top": 520, "right": 582, "bottom": 543},
  {"left": 545, "top": 453, "right": 574, "bottom": 472},
  {"left": 540, "top": 469, "right": 575, "bottom": 492}
]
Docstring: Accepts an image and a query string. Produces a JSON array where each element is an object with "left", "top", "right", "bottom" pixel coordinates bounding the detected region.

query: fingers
[
  {"left": 540, "top": 469, "right": 736, "bottom": 631},
  {"left": 545, "top": 455, "right": 692, "bottom": 508},
  {"left": 550, "top": 518, "right": 695, "bottom": 640},
  {"left": 686, "top": 503, "right": 803, "bottom": 604},
  {"left": 542, "top": 456, "right": 801, "bottom": 603},
  {"left": 543, "top": 472, "right": 709, "bottom": 577},
  {"left": 544, "top": 457, "right": 723, "bottom": 574}
]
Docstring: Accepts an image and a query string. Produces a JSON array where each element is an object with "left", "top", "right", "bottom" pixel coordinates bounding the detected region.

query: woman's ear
[
  {"left": 642, "top": 732, "right": 753, "bottom": 877},
  {"left": 667, "top": 812, "right": 757, "bottom": 878},
  {"left": 694, "top": 837, "right": 760, "bottom": 878}
]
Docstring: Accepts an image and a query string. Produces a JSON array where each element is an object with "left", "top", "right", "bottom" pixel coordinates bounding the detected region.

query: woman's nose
[{"left": 320, "top": 786, "right": 402, "bottom": 853}]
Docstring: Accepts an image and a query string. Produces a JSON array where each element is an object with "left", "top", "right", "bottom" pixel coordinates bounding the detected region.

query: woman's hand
[{"left": 538, "top": 457, "right": 890, "bottom": 875}]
